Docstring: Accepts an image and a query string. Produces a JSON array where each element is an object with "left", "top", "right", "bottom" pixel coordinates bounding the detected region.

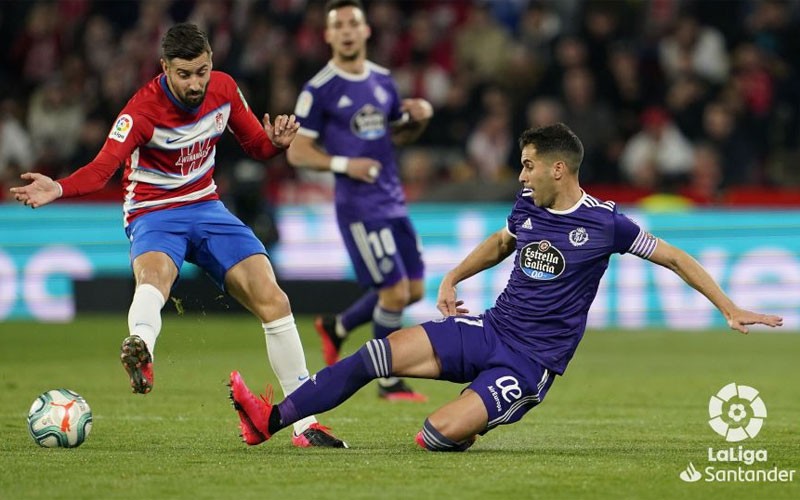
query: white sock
[
  {"left": 127, "top": 284, "right": 166, "bottom": 359},
  {"left": 263, "top": 315, "right": 317, "bottom": 434},
  {"left": 334, "top": 315, "right": 347, "bottom": 338}
]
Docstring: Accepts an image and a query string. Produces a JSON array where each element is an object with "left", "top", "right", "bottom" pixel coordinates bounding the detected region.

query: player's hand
[
  {"left": 264, "top": 113, "right": 300, "bottom": 149},
  {"left": 437, "top": 280, "right": 470, "bottom": 317},
  {"left": 347, "top": 157, "right": 382, "bottom": 183},
  {"left": 9, "top": 172, "right": 61, "bottom": 208},
  {"left": 401, "top": 98, "right": 433, "bottom": 122},
  {"left": 726, "top": 308, "right": 783, "bottom": 334}
]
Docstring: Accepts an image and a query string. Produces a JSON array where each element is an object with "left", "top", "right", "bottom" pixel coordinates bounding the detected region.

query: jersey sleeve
[
  {"left": 58, "top": 109, "right": 152, "bottom": 198},
  {"left": 385, "top": 78, "right": 405, "bottom": 124},
  {"left": 294, "top": 84, "right": 323, "bottom": 138},
  {"left": 223, "top": 74, "right": 282, "bottom": 160},
  {"left": 505, "top": 191, "right": 529, "bottom": 238},
  {"left": 612, "top": 210, "right": 658, "bottom": 258}
]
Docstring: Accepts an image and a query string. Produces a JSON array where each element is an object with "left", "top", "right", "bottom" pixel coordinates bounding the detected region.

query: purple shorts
[
  {"left": 422, "top": 315, "right": 556, "bottom": 431},
  {"left": 125, "top": 201, "right": 267, "bottom": 291},
  {"left": 338, "top": 216, "right": 424, "bottom": 289}
]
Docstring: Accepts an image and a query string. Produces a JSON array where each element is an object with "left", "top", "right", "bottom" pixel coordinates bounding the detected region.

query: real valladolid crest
[{"left": 679, "top": 383, "right": 796, "bottom": 484}]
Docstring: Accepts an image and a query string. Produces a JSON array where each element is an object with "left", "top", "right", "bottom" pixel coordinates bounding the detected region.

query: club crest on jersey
[
  {"left": 373, "top": 85, "right": 389, "bottom": 104},
  {"left": 109, "top": 114, "right": 133, "bottom": 142},
  {"left": 569, "top": 227, "right": 589, "bottom": 247},
  {"left": 351, "top": 104, "right": 386, "bottom": 140},
  {"left": 215, "top": 112, "right": 225, "bottom": 132},
  {"left": 519, "top": 240, "right": 565, "bottom": 280}
]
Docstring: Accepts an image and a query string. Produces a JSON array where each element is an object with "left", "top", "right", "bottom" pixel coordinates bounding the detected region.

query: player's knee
[
  {"left": 380, "top": 283, "right": 411, "bottom": 310},
  {"left": 408, "top": 289, "right": 424, "bottom": 305},
  {"left": 408, "top": 280, "right": 425, "bottom": 305},
  {"left": 417, "top": 418, "right": 475, "bottom": 452}
]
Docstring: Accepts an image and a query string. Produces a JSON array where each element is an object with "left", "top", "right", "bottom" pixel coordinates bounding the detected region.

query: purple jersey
[
  {"left": 485, "top": 189, "right": 658, "bottom": 375},
  {"left": 294, "top": 61, "right": 408, "bottom": 222}
]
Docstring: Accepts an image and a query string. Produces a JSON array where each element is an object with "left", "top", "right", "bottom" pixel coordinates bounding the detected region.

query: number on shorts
[{"left": 366, "top": 228, "right": 397, "bottom": 259}]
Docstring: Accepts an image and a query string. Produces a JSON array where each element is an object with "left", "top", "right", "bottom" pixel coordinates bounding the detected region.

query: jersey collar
[
  {"left": 328, "top": 60, "right": 371, "bottom": 81},
  {"left": 159, "top": 74, "right": 201, "bottom": 114},
  {"left": 545, "top": 190, "right": 586, "bottom": 215}
]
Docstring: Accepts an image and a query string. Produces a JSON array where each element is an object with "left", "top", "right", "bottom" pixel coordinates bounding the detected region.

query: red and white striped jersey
[{"left": 58, "top": 71, "right": 282, "bottom": 225}]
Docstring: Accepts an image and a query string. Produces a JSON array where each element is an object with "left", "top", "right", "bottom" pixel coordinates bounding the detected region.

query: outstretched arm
[
  {"left": 437, "top": 228, "right": 516, "bottom": 317},
  {"left": 10, "top": 149, "right": 122, "bottom": 207},
  {"left": 646, "top": 239, "right": 783, "bottom": 333}
]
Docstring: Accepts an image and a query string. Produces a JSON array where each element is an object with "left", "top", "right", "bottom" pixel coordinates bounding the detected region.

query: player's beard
[{"left": 181, "top": 88, "right": 206, "bottom": 107}]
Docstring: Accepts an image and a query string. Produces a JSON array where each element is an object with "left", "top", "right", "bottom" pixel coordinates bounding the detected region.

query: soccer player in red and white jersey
[{"left": 10, "top": 23, "right": 346, "bottom": 448}]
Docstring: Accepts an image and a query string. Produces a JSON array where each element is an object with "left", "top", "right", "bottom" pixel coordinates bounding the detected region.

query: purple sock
[
  {"left": 340, "top": 290, "right": 378, "bottom": 332},
  {"left": 373, "top": 306, "right": 403, "bottom": 340},
  {"left": 275, "top": 338, "right": 393, "bottom": 430}
]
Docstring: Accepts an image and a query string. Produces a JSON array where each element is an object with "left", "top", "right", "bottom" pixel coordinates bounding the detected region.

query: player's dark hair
[
  {"left": 325, "top": 0, "right": 364, "bottom": 14},
  {"left": 161, "top": 23, "right": 211, "bottom": 61},
  {"left": 519, "top": 123, "right": 584, "bottom": 173}
]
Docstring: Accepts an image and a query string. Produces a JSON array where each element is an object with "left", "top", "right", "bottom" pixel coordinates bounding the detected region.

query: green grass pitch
[{"left": 1, "top": 314, "right": 798, "bottom": 499}]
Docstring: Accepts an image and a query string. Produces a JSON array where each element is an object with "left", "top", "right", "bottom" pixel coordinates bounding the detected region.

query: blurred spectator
[
  {"left": 700, "top": 101, "right": 758, "bottom": 186},
  {"left": 658, "top": 13, "right": 729, "bottom": 85},
  {"left": 665, "top": 75, "right": 710, "bottom": 141},
  {"left": 526, "top": 97, "right": 564, "bottom": 130},
  {"left": 393, "top": 12, "right": 452, "bottom": 108},
  {"left": 681, "top": 142, "right": 723, "bottom": 205},
  {"left": 365, "top": 1, "right": 404, "bottom": 67},
  {"left": 746, "top": 0, "right": 800, "bottom": 74},
  {"left": 620, "top": 106, "right": 694, "bottom": 189},
  {"left": 518, "top": 2, "right": 562, "bottom": 68},
  {"left": 393, "top": 9, "right": 454, "bottom": 73},
  {"left": 187, "top": 0, "right": 233, "bottom": 69},
  {"left": 419, "top": 77, "right": 473, "bottom": 151},
  {"left": 454, "top": 3, "right": 513, "bottom": 84},
  {"left": 82, "top": 15, "right": 116, "bottom": 75},
  {"left": 26, "top": 77, "right": 86, "bottom": 168},
  {"left": 0, "top": 99, "right": 34, "bottom": 188},
  {"left": 535, "top": 35, "right": 588, "bottom": 98},
  {"left": 466, "top": 87, "right": 513, "bottom": 182},
  {"left": 293, "top": 2, "right": 329, "bottom": 76},
  {"left": 560, "top": 67, "right": 617, "bottom": 183},
  {"left": 730, "top": 42, "right": 775, "bottom": 158},
  {"left": 605, "top": 43, "right": 647, "bottom": 140},
  {"left": 581, "top": 3, "right": 628, "bottom": 80},
  {"left": 9, "top": 2, "right": 64, "bottom": 92}
]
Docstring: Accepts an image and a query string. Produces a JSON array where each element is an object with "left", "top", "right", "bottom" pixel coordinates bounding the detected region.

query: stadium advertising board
[{"left": 0, "top": 203, "right": 797, "bottom": 328}]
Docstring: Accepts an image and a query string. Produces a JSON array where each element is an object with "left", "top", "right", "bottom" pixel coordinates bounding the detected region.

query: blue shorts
[
  {"left": 422, "top": 315, "right": 556, "bottom": 432},
  {"left": 125, "top": 201, "right": 267, "bottom": 291},
  {"left": 338, "top": 216, "right": 424, "bottom": 289}
]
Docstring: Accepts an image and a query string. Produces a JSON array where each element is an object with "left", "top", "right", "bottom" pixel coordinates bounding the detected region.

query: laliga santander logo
[{"left": 708, "top": 383, "right": 767, "bottom": 442}]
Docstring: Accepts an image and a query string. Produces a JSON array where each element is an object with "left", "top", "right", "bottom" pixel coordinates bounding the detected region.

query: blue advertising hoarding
[{"left": 0, "top": 202, "right": 797, "bottom": 330}]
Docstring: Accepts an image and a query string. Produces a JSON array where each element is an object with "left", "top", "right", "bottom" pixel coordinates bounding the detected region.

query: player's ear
[
  {"left": 553, "top": 160, "right": 565, "bottom": 180},
  {"left": 160, "top": 58, "right": 168, "bottom": 73},
  {"left": 364, "top": 23, "right": 371, "bottom": 40}
]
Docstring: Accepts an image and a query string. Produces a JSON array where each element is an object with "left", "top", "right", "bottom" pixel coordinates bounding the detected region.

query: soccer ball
[{"left": 27, "top": 389, "right": 93, "bottom": 448}]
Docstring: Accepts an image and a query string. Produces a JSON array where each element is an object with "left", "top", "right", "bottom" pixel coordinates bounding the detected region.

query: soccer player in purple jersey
[
  {"left": 229, "top": 122, "right": 783, "bottom": 450},
  {"left": 286, "top": 0, "right": 433, "bottom": 401}
]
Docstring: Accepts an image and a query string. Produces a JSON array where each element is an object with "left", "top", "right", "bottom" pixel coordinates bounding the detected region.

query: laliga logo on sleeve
[{"left": 708, "top": 383, "right": 766, "bottom": 442}]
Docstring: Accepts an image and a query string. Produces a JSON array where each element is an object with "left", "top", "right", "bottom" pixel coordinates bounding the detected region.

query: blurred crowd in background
[{"left": 3, "top": 0, "right": 800, "bottom": 210}]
